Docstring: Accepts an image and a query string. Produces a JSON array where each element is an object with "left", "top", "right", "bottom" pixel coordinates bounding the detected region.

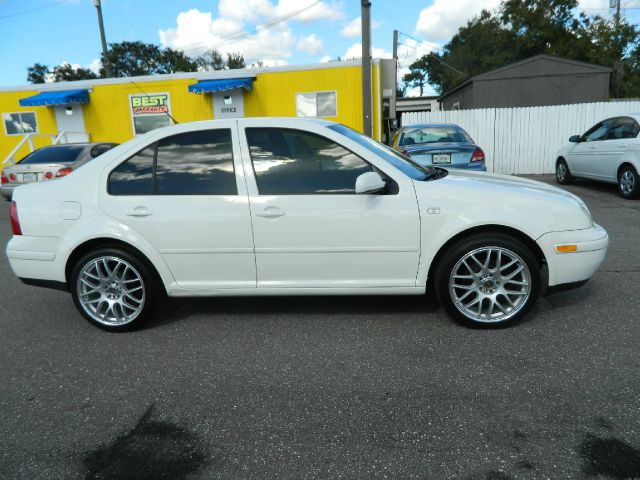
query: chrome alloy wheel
[
  {"left": 557, "top": 162, "right": 567, "bottom": 182},
  {"left": 620, "top": 170, "right": 636, "bottom": 195},
  {"left": 448, "top": 246, "right": 532, "bottom": 323},
  {"left": 77, "top": 256, "right": 145, "bottom": 326}
]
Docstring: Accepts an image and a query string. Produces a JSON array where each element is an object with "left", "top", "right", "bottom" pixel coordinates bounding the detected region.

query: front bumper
[{"left": 537, "top": 223, "right": 608, "bottom": 287}]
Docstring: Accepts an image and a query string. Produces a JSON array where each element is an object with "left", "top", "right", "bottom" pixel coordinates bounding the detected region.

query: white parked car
[
  {"left": 6, "top": 118, "right": 608, "bottom": 331},
  {"left": 556, "top": 114, "right": 640, "bottom": 198}
]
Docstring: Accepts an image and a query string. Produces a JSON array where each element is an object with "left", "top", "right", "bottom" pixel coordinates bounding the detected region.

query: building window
[
  {"left": 129, "top": 93, "right": 172, "bottom": 135},
  {"left": 452, "top": 102, "right": 461, "bottom": 111},
  {"left": 3, "top": 112, "right": 38, "bottom": 135},
  {"left": 295, "top": 91, "right": 337, "bottom": 118}
]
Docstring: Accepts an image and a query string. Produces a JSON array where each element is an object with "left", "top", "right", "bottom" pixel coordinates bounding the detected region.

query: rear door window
[
  {"left": 108, "top": 145, "right": 155, "bottom": 195},
  {"left": 155, "top": 130, "right": 236, "bottom": 195},
  {"left": 606, "top": 117, "right": 640, "bottom": 140}
]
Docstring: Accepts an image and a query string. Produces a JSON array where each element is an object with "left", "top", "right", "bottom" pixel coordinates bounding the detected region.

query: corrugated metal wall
[{"left": 401, "top": 101, "right": 640, "bottom": 174}]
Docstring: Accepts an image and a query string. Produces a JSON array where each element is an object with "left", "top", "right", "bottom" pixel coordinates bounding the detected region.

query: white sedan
[
  {"left": 6, "top": 118, "right": 608, "bottom": 331},
  {"left": 556, "top": 114, "right": 640, "bottom": 198}
]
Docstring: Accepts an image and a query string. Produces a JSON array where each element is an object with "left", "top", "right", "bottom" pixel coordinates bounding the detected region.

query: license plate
[
  {"left": 22, "top": 173, "right": 37, "bottom": 182},
  {"left": 432, "top": 154, "right": 451, "bottom": 164}
]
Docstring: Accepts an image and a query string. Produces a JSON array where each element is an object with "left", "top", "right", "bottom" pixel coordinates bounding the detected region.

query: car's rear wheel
[
  {"left": 556, "top": 158, "right": 574, "bottom": 185},
  {"left": 434, "top": 234, "right": 541, "bottom": 327},
  {"left": 618, "top": 166, "right": 639, "bottom": 199},
  {"left": 70, "top": 248, "right": 155, "bottom": 331}
]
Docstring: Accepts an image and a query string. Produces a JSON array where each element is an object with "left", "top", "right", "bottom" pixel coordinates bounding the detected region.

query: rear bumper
[
  {"left": 6, "top": 235, "right": 66, "bottom": 283},
  {"left": 537, "top": 224, "right": 608, "bottom": 286},
  {"left": 0, "top": 185, "right": 15, "bottom": 199}
]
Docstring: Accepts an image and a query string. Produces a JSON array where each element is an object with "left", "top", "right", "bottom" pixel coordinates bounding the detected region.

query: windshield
[
  {"left": 399, "top": 126, "right": 473, "bottom": 146},
  {"left": 19, "top": 146, "right": 85, "bottom": 164},
  {"left": 328, "top": 124, "right": 437, "bottom": 181}
]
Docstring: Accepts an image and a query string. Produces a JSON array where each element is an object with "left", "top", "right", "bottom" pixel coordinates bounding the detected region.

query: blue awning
[
  {"left": 19, "top": 89, "right": 90, "bottom": 107},
  {"left": 188, "top": 78, "right": 255, "bottom": 94}
]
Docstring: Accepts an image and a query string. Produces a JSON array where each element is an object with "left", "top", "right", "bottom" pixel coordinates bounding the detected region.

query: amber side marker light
[{"left": 556, "top": 244, "right": 578, "bottom": 253}]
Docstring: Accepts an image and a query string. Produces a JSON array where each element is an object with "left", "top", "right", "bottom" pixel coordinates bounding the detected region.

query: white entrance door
[
  {"left": 54, "top": 104, "right": 89, "bottom": 143},
  {"left": 212, "top": 89, "right": 245, "bottom": 119}
]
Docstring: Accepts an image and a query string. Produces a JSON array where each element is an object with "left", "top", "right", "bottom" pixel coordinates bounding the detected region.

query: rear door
[
  {"left": 601, "top": 117, "right": 640, "bottom": 180},
  {"left": 238, "top": 120, "right": 421, "bottom": 290},
  {"left": 99, "top": 123, "right": 256, "bottom": 291}
]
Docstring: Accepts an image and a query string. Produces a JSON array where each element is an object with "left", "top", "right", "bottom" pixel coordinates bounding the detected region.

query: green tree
[
  {"left": 226, "top": 52, "right": 246, "bottom": 69},
  {"left": 53, "top": 63, "right": 98, "bottom": 82},
  {"left": 196, "top": 49, "right": 226, "bottom": 70},
  {"left": 27, "top": 63, "right": 49, "bottom": 84},
  {"left": 100, "top": 41, "right": 196, "bottom": 77}
]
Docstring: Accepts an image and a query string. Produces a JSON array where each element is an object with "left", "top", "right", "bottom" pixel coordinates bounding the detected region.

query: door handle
[
  {"left": 256, "top": 206, "right": 285, "bottom": 218},
  {"left": 126, "top": 206, "right": 153, "bottom": 217},
  {"left": 618, "top": 144, "right": 627, "bottom": 148}
]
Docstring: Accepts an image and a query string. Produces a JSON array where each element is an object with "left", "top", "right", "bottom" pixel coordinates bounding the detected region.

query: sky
[{"left": 0, "top": 0, "right": 638, "bottom": 94}]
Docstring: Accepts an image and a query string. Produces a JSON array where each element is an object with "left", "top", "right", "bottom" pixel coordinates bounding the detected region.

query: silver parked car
[
  {"left": 556, "top": 114, "right": 640, "bottom": 199},
  {"left": 1, "top": 143, "right": 118, "bottom": 200}
]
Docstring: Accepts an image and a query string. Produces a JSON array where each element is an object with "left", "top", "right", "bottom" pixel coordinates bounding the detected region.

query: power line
[{"left": 0, "top": 0, "right": 66, "bottom": 20}]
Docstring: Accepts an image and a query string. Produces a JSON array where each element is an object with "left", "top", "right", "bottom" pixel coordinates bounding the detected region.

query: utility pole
[
  {"left": 361, "top": 0, "right": 372, "bottom": 137},
  {"left": 94, "top": 0, "right": 112, "bottom": 78},
  {"left": 614, "top": 0, "right": 622, "bottom": 98}
]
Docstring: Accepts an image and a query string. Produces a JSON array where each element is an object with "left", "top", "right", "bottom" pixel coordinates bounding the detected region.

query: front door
[
  {"left": 99, "top": 123, "right": 256, "bottom": 291},
  {"left": 54, "top": 104, "right": 89, "bottom": 143},
  {"left": 238, "top": 122, "right": 421, "bottom": 289},
  {"left": 568, "top": 119, "right": 613, "bottom": 177}
]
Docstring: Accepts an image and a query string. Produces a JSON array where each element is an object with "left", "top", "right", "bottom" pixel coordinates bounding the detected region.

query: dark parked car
[
  {"left": 391, "top": 123, "right": 486, "bottom": 171},
  {"left": 1, "top": 142, "right": 118, "bottom": 200}
]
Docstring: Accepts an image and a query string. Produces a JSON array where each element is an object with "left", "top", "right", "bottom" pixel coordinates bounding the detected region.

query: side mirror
[
  {"left": 355, "top": 171, "right": 386, "bottom": 194},
  {"left": 569, "top": 135, "right": 581, "bottom": 143}
]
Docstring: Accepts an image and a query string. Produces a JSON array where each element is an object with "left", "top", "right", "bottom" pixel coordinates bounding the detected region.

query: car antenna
[{"left": 129, "top": 80, "right": 179, "bottom": 124}]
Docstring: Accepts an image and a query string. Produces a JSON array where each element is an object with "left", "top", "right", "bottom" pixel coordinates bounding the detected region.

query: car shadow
[{"left": 146, "top": 294, "right": 441, "bottom": 330}]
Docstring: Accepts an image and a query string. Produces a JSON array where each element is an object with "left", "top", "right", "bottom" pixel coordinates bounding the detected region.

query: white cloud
[
  {"left": 414, "top": 0, "right": 501, "bottom": 43},
  {"left": 297, "top": 33, "right": 323, "bottom": 55},
  {"left": 88, "top": 58, "right": 101, "bottom": 75},
  {"left": 159, "top": 1, "right": 344, "bottom": 67},
  {"left": 319, "top": 55, "right": 333, "bottom": 63},
  {"left": 343, "top": 43, "right": 392, "bottom": 60},
  {"left": 340, "top": 16, "right": 382, "bottom": 38}
]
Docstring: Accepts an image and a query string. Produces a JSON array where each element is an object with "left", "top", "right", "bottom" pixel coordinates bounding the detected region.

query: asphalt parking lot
[{"left": 1, "top": 175, "right": 639, "bottom": 480}]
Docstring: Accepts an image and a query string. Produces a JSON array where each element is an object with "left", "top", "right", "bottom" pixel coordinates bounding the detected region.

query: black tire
[
  {"left": 556, "top": 158, "right": 574, "bottom": 185},
  {"left": 618, "top": 165, "right": 640, "bottom": 199},
  {"left": 434, "top": 233, "right": 541, "bottom": 328},
  {"left": 70, "top": 247, "right": 157, "bottom": 332}
]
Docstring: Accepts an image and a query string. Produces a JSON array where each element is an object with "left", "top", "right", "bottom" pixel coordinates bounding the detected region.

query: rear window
[
  {"left": 19, "top": 146, "right": 84, "bottom": 164},
  {"left": 400, "top": 127, "right": 473, "bottom": 146}
]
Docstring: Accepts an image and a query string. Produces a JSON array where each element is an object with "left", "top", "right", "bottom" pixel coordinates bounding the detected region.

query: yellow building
[{"left": 0, "top": 59, "right": 396, "bottom": 167}]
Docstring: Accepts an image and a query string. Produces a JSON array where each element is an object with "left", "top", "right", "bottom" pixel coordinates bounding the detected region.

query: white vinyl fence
[{"left": 401, "top": 101, "right": 640, "bottom": 174}]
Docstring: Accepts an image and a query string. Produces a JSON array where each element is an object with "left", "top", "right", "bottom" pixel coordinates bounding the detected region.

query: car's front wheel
[
  {"left": 556, "top": 158, "right": 574, "bottom": 185},
  {"left": 70, "top": 248, "right": 156, "bottom": 331},
  {"left": 434, "top": 234, "right": 541, "bottom": 327},
  {"left": 618, "top": 166, "right": 639, "bottom": 199}
]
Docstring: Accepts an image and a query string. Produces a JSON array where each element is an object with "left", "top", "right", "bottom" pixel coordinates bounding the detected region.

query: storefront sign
[{"left": 130, "top": 94, "right": 169, "bottom": 115}]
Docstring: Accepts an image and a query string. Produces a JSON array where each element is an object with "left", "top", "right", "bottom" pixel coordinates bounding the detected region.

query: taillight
[
  {"left": 45, "top": 172, "right": 53, "bottom": 179},
  {"left": 56, "top": 167, "right": 73, "bottom": 177},
  {"left": 9, "top": 173, "right": 16, "bottom": 181},
  {"left": 471, "top": 147, "right": 485, "bottom": 162},
  {"left": 10, "top": 201, "right": 22, "bottom": 235},
  {"left": 401, "top": 149, "right": 411, "bottom": 158},
  {"left": 1, "top": 171, "right": 7, "bottom": 184}
]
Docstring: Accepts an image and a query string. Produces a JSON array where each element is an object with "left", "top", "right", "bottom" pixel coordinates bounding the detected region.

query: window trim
[
  {"left": 128, "top": 92, "right": 173, "bottom": 137},
  {"left": 108, "top": 129, "right": 237, "bottom": 196},
  {"left": 3, "top": 111, "right": 39, "bottom": 136},
  {"left": 245, "top": 127, "right": 397, "bottom": 196},
  {"left": 295, "top": 90, "right": 338, "bottom": 118}
]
